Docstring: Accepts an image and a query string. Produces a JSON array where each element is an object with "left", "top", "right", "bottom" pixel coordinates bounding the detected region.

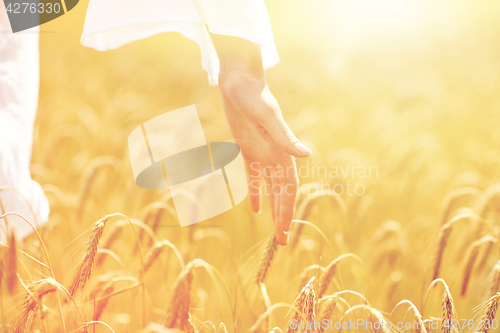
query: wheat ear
[
  {"left": 0, "top": 253, "right": 3, "bottom": 324},
  {"left": 318, "top": 254, "right": 359, "bottom": 298},
  {"left": 165, "top": 263, "right": 194, "bottom": 331},
  {"left": 70, "top": 217, "right": 108, "bottom": 296},
  {"left": 460, "top": 241, "right": 480, "bottom": 296},
  {"left": 441, "top": 288, "right": 455, "bottom": 333},
  {"left": 255, "top": 233, "right": 278, "bottom": 285},
  {"left": 287, "top": 277, "right": 316, "bottom": 333},
  {"left": 14, "top": 278, "right": 59, "bottom": 332},
  {"left": 432, "top": 223, "right": 453, "bottom": 280},
  {"left": 318, "top": 296, "right": 338, "bottom": 332},
  {"left": 477, "top": 293, "right": 500, "bottom": 333},
  {"left": 476, "top": 241, "right": 496, "bottom": 275},
  {"left": 143, "top": 241, "right": 169, "bottom": 273},
  {"left": 490, "top": 261, "right": 500, "bottom": 296},
  {"left": 6, "top": 231, "right": 18, "bottom": 295}
]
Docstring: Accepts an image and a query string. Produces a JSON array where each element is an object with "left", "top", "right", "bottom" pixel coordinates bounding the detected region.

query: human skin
[{"left": 211, "top": 34, "right": 312, "bottom": 246}]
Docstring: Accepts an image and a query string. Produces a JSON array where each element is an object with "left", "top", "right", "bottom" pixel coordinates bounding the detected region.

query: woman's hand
[{"left": 212, "top": 35, "right": 312, "bottom": 245}]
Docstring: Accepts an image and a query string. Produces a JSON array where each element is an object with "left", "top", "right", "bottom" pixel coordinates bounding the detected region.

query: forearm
[{"left": 211, "top": 34, "right": 265, "bottom": 81}]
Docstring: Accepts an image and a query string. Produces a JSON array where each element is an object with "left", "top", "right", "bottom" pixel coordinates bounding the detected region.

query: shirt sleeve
[
  {"left": 0, "top": 4, "right": 50, "bottom": 242},
  {"left": 80, "top": 0, "right": 279, "bottom": 85}
]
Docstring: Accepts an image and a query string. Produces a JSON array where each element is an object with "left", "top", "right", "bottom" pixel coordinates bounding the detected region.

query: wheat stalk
[
  {"left": 476, "top": 241, "right": 496, "bottom": 275},
  {"left": 409, "top": 304, "right": 427, "bottom": 333},
  {"left": 288, "top": 276, "right": 316, "bottom": 333},
  {"left": 142, "top": 239, "right": 184, "bottom": 274},
  {"left": 298, "top": 265, "right": 324, "bottom": 292},
  {"left": 186, "top": 317, "right": 197, "bottom": 333},
  {"left": 439, "top": 187, "right": 480, "bottom": 225},
  {"left": 165, "top": 263, "right": 194, "bottom": 331},
  {"left": 391, "top": 300, "right": 427, "bottom": 333},
  {"left": 255, "top": 233, "right": 278, "bottom": 285},
  {"left": 408, "top": 303, "right": 427, "bottom": 333},
  {"left": 290, "top": 190, "right": 347, "bottom": 252},
  {"left": 432, "top": 223, "right": 453, "bottom": 280},
  {"left": 70, "top": 217, "right": 108, "bottom": 296},
  {"left": 289, "top": 192, "right": 320, "bottom": 252},
  {"left": 219, "top": 322, "right": 228, "bottom": 333},
  {"left": 135, "top": 207, "right": 165, "bottom": 255},
  {"left": 13, "top": 278, "right": 59, "bottom": 332},
  {"left": 0, "top": 252, "right": 3, "bottom": 324},
  {"left": 317, "top": 260, "right": 340, "bottom": 298},
  {"left": 93, "top": 280, "right": 114, "bottom": 321},
  {"left": 95, "top": 220, "right": 128, "bottom": 267},
  {"left": 143, "top": 240, "right": 169, "bottom": 273},
  {"left": 368, "top": 307, "right": 392, "bottom": 333},
  {"left": 477, "top": 293, "right": 500, "bottom": 333},
  {"left": 460, "top": 241, "right": 480, "bottom": 296},
  {"left": 340, "top": 305, "right": 392, "bottom": 333},
  {"left": 490, "top": 261, "right": 500, "bottom": 297},
  {"left": 6, "top": 231, "right": 18, "bottom": 296},
  {"left": 367, "top": 307, "right": 390, "bottom": 333},
  {"left": 475, "top": 184, "right": 500, "bottom": 219},
  {"left": 441, "top": 289, "right": 455, "bottom": 333},
  {"left": 99, "top": 220, "right": 127, "bottom": 249},
  {"left": 318, "top": 254, "right": 358, "bottom": 298},
  {"left": 318, "top": 296, "right": 337, "bottom": 332},
  {"left": 77, "top": 163, "right": 100, "bottom": 222}
]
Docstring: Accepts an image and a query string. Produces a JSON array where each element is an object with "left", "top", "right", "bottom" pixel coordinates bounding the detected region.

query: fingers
[
  {"left": 272, "top": 173, "right": 289, "bottom": 246},
  {"left": 263, "top": 165, "right": 288, "bottom": 246},
  {"left": 263, "top": 166, "right": 275, "bottom": 221},
  {"left": 256, "top": 88, "right": 313, "bottom": 158},
  {"left": 246, "top": 159, "right": 261, "bottom": 213},
  {"left": 279, "top": 158, "right": 298, "bottom": 234}
]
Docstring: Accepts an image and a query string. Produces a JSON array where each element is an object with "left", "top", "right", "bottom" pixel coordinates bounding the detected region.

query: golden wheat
[
  {"left": 287, "top": 277, "right": 316, "bottom": 333},
  {"left": 460, "top": 241, "right": 480, "bottom": 296},
  {"left": 441, "top": 288, "right": 455, "bottom": 333},
  {"left": 490, "top": 260, "right": 500, "bottom": 297},
  {"left": 6, "top": 231, "right": 17, "bottom": 296},
  {"left": 432, "top": 223, "right": 453, "bottom": 281},
  {"left": 318, "top": 296, "right": 337, "bottom": 332},
  {"left": 13, "top": 278, "right": 59, "bottom": 332},
  {"left": 255, "top": 233, "right": 278, "bottom": 285},
  {"left": 165, "top": 263, "right": 194, "bottom": 331},
  {"left": 3, "top": 6, "right": 500, "bottom": 332},
  {"left": 477, "top": 293, "right": 500, "bottom": 333},
  {"left": 70, "top": 217, "right": 108, "bottom": 296}
]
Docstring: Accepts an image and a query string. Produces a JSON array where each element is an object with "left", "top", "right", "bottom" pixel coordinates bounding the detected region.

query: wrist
[{"left": 211, "top": 34, "right": 265, "bottom": 81}]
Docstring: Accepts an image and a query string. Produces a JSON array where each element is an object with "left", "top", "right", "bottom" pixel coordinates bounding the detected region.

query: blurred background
[{"left": 26, "top": 0, "right": 500, "bottom": 331}]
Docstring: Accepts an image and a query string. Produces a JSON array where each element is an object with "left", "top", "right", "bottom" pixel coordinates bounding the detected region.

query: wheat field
[{"left": 2, "top": 0, "right": 500, "bottom": 332}]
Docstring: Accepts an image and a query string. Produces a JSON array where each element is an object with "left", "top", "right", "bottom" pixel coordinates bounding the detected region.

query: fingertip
[
  {"left": 250, "top": 199, "right": 261, "bottom": 213},
  {"left": 274, "top": 213, "right": 288, "bottom": 245},
  {"left": 293, "top": 142, "right": 313, "bottom": 157},
  {"left": 280, "top": 205, "right": 294, "bottom": 232},
  {"left": 249, "top": 188, "right": 260, "bottom": 213},
  {"left": 276, "top": 229, "right": 289, "bottom": 246}
]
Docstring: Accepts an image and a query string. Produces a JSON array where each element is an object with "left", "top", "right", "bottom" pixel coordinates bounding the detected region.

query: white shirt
[
  {"left": 0, "top": 1, "right": 48, "bottom": 242},
  {"left": 81, "top": 0, "right": 279, "bottom": 85},
  {"left": 0, "top": 0, "right": 278, "bottom": 241}
]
